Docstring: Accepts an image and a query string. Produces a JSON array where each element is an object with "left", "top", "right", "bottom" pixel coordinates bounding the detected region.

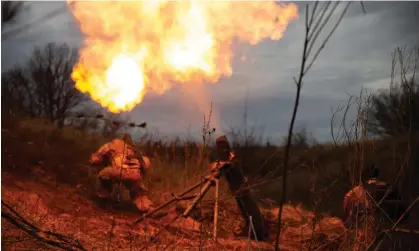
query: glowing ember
[{"left": 68, "top": 0, "right": 298, "bottom": 113}]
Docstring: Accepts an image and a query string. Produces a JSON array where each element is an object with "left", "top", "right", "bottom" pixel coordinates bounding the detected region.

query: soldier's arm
[
  {"left": 343, "top": 190, "right": 355, "bottom": 215},
  {"left": 90, "top": 143, "right": 111, "bottom": 165}
]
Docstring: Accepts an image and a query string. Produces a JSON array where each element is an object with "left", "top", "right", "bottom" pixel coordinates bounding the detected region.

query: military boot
[
  {"left": 233, "top": 225, "right": 249, "bottom": 237},
  {"left": 96, "top": 179, "right": 113, "bottom": 199},
  {"left": 233, "top": 218, "right": 248, "bottom": 237},
  {"left": 133, "top": 195, "right": 154, "bottom": 213}
]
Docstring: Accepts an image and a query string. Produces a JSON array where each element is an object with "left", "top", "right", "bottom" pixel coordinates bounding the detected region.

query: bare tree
[
  {"left": 2, "top": 67, "right": 33, "bottom": 117},
  {"left": 280, "top": 125, "right": 317, "bottom": 149},
  {"left": 368, "top": 46, "right": 419, "bottom": 137},
  {"left": 2, "top": 42, "right": 86, "bottom": 126}
]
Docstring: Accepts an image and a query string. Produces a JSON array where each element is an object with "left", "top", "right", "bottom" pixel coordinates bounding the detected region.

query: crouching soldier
[
  {"left": 343, "top": 182, "right": 374, "bottom": 250},
  {"left": 343, "top": 166, "right": 390, "bottom": 250},
  {"left": 89, "top": 134, "right": 154, "bottom": 213}
]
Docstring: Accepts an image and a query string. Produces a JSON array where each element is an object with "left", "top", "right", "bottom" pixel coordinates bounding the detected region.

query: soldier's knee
[
  {"left": 98, "top": 166, "right": 112, "bottom": 175},
  {"left": 123, "top": 170, "right": 142, "bottom": 181},
  {"left": 129, "top": 188, "right": 147, "bottom": 200},
  {"left": 98, "top": 176, "right": 113, "bottom": 191},
  {"left": 97, "top": 172, "right": 110, "bottom": 181}
]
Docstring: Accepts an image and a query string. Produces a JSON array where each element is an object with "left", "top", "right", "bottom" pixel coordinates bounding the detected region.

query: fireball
[{"left": 68, "top": 0, "right": 298, "bottom": 113}]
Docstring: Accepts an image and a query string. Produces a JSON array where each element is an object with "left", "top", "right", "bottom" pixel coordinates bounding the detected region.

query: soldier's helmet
[
  {"left": 215, "top": 135, "right": 231, "bottom": 161},
  {"left": 371, "top": 164, "right": 380, "bottom": 179},
  {"left": 122, "top": 133, "right": 135, "bottom": 147},
  {"left": 216, "top": 135, "right": 230, "bottom": 151}
]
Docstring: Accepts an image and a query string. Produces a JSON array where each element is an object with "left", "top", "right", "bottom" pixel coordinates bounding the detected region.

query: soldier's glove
[
  {"left": 89, "top": 155, "right": 101, "bottom": 166},
  {"left": 209, "top": 162, "right": 219, "bottom": 171}
]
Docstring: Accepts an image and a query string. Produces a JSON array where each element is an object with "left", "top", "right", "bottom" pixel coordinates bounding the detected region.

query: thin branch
[
  {"left": 274, "top": 2, "right": 352, "bottom": 249},
  {"left": 1, "top": 200, "right": 87, "bottom": 251},
  {"left": 360, "top": 2, "right": 367, "bottom": 14},
  {"left": 274, "top": 4, "right": 310, "bottom": 250},
  {"left": 304, "top": 2, "right": 352, "bottom": 75},
  {"left": 306, "top": 2, "right": 339, "bottom": 54},
  {"left": 366, "top": 196, "right": 419, "bottom": 251},
  {"left": 2, "top": 5, "right": 67, "bottom": 40}
]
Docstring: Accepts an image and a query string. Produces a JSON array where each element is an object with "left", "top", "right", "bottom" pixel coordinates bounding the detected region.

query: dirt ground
[{"left": 2, "top": 165, "right": 351, "bottom": 251}]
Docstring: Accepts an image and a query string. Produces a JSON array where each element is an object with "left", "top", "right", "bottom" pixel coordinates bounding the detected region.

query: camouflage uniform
[
  {"left": 344, "top": 173, "right": 392, "bottom": 251},
  {"left": 90, "top": 134, "right": 154, "bottom": 212},
  {"left": 344, "top": 181, "right": 375, "bottom": 250}
]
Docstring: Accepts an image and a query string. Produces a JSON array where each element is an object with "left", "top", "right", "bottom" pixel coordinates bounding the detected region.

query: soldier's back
[{"left": 108, "top": 139, "right": 134, "bottom": 154}]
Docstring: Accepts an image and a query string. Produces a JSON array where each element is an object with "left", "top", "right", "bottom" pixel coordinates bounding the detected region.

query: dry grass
[
  {"left": 2, "top": 117, "right": 412, "bottom": 212},
  {"left": 1, "top": 117, "right": 417, "bottom": 250}
]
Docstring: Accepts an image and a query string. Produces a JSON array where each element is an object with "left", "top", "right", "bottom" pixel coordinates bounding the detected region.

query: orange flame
[{"left": 68, "top": 0, "right": 298, "bottom": 113}]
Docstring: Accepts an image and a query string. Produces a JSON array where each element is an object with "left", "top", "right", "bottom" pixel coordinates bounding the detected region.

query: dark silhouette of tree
[
  {"left": 2, "top": 42, "right": 86, "bottom": 126},
  {"left": 367, "top": 46, "right": 419, "bottom": 136},
  {"left": 281, "top": 125, "right": 317, "bottom": 149},
  {"left": 368, "top": 78, "right": 419, "bottom": 136}
]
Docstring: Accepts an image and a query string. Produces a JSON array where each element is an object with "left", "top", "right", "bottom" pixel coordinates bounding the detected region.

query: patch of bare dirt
[{"left": 2, "top": 169, "right": 348, "bottom": 251}]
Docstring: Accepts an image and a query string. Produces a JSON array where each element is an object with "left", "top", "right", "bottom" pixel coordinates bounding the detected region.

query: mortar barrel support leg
[
  {"left": 213, "top": 179, "right": 220, "bottom": 240},
  {"left": 134, "top": 179, "right": 207, "bottom": 224},
  {"left": 183, "top": 179, "right": 214, "bottom": 217}
]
